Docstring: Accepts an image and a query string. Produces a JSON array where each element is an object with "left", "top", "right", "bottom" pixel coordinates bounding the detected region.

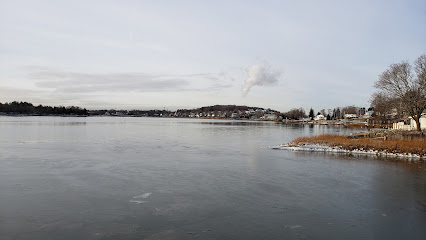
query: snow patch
[{"left": 272, "top": 144, "right": 423, "bottom": 160}]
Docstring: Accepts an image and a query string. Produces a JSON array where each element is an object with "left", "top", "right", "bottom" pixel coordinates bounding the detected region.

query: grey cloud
[
  {"left": 30, "top": 70, "right": 228, "bottom": 93},
  {"left": 0, "top": 86, "right": 49, "bottom": 97},
  {"left": 0, "top": 85, "right": 114, "bottom": 108}
]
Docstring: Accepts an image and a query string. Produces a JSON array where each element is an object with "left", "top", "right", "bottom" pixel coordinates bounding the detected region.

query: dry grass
[{"left": 289, "top": 134, "right": 426, "bottom": 157}]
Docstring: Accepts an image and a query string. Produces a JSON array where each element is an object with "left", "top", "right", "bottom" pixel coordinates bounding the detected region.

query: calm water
[{"left": 0, "top": 116, "right": 425, "bottom": 240}]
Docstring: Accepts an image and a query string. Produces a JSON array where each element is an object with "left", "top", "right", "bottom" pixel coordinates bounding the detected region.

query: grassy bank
[{"left": 288, "top": 133, "right": 426, "bottom": 157}]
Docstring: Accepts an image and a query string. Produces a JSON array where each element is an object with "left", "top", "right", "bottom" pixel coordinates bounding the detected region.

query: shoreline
[
  {"left": 0, "top": 114, "right": 399, "bottom": 128},
  {"left": 274, "top": 143, "right": 424, "bottom": 160},
  {"left": 0, "top": 115, "right": 404, "bottom": 132},
  {"left": 276, "top": 132, "right": 426, "bottom": 161}
]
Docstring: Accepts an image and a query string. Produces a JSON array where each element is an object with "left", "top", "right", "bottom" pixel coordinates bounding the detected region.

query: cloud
[
  {"left": 242, "top": 64, "right": 282, "bottom": 96},
  {"left": 28, "top": 70, "right": 230, "bottom": 93}
]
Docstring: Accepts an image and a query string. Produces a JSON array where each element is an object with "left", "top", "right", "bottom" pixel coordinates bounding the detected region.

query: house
[
  {"left": 344, "top": 113, "right": 357, "bottom": 119},
  {"left": 314, "top": 114, "right": 326, "bottom": 121},
  {"left": 393, "top": 113, "right": 426, "bottom": 130},
  {"left": 363, "top": 111, "right": 374, "bottom": 119},
  {"left": 264, "top": 113, "right": 277, "bottom": 120}
]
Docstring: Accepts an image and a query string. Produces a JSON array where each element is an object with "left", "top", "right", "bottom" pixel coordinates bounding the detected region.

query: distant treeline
[
  {"left": 282, "top": 106, "right": 371, "bottom": 120},
  {"left": 0, "top": 101, "right": 88, "bottom": 115},
  {"left": 0, "top": 101, "right": 375, "bottom": 121}
]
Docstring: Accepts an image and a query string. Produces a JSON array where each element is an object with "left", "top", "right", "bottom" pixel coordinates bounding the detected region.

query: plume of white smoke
[{"left": 241, "top": 64, "right": 281, "bottom": 96}]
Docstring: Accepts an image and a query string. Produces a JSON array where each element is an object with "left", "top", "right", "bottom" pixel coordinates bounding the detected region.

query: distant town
[{"left": 1, "top": 101, "right": 425, "bottom": 130}]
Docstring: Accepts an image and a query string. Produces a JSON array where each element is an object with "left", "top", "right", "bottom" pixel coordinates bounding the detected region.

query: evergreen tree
[{"left": 308, "top": 108, "right": 315, "bottom": 120}]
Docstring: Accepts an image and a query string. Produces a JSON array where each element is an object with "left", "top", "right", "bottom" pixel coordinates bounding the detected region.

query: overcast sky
[{"left": 0, "top": 0, "right": 425, "bottom": 111}]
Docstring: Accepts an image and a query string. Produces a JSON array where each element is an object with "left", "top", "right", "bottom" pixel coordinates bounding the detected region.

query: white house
[
  {"left": 363, "top": 111, "right": 374, "bottom": 119},
  {"left": 344, "top": 113, "right": 357, "bottom": 119},
  {"left": 314, "top": 114, "right": 326, "bottom": 121},
  {"left": 231, "top": 113, "right": 239, "bottom": 119},
  {"left": 393, "top": 113, "right": 426, "bottom": 130},
  {"left": 264, "top": 113, "right": 277, "bottom": 120}
]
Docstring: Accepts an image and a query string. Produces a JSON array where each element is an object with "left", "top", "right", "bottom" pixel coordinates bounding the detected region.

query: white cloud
[{"left": 242, "top": 64, "right": 281, "bottom": 96}]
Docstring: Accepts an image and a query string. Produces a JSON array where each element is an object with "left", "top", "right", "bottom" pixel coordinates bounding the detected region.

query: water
[{"left": 0, "top": 116, "right": 425, "bottom": 240}]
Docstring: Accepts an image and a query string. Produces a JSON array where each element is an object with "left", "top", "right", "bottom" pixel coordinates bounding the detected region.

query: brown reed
[{"left": 289, "top": 134, "right": 426, "bottom": 157}]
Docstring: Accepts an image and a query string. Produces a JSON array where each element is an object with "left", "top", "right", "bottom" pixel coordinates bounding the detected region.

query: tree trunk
[{"left": 414, "top": 116, "right": 421, "bottom": 131}]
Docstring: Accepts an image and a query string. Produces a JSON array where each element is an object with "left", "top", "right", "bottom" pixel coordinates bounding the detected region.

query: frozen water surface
[{"left": 1, "top": 116, "right": 425, "bottom": 239}]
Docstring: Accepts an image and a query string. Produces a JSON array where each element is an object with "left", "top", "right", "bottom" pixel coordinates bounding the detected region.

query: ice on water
[
  {"left": 133, "top": 193, "right": 152, "bottom": 199},
  {"left": 129, "top": 200, "right": 145, "bottom": 204}
]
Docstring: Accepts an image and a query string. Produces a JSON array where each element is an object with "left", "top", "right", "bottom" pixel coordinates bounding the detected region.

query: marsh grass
[{"left": 289, "top": 134, "right": 426, "bottom": 157}]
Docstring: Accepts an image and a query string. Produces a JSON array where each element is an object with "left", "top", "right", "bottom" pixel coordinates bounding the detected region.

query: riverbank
[{"left": 278, "top": 131, "right": 426, "bottom": 160}]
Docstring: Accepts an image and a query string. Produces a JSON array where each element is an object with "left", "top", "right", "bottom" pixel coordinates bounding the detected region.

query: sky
[{"left": 0, "top": 0, "right": 425, "bottom": 111}]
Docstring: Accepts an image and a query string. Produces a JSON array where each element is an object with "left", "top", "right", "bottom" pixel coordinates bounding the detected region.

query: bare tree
[
  {"left": 341, "top": 106, "right": 358, "bottom": 115},
  {"left": 374, "top": 54, "right": 426, "bottom": 131},
  {"left": 333, "top": 108, "right": 341, "bottom": 119},
  {"left": 284, "top": 108, "right": 307, "bottom": 120},
  {"left": 370, "top": 92, "right": 397, "bottom": 120}
]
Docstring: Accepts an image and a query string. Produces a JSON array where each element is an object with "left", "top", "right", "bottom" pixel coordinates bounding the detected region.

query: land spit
[{"left": 276, "top": 131, "right": 426, "bottom": 160}]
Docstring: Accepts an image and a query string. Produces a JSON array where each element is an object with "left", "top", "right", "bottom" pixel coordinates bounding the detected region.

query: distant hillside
[
  {"left": 177, "top": 105, "right": 276, "bottom": 113},
  {"left": 172, "top": 105, "right": 280, "bottom": 119}
]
